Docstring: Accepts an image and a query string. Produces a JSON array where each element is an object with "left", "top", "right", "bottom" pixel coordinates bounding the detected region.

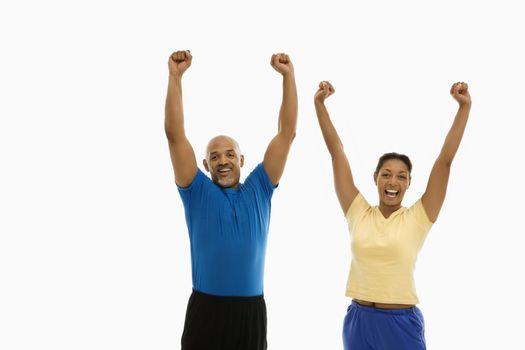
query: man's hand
[
  {"left": 450, "top": 82, "right": 471, "bottom": 107},
  {"left": 169, "top": 50, "right": 192, "bottom": 77},
  {"left": 314, "top": 81, "right": 335, "bottom": 103},
  {"left": 271, "top": 53, "right": 294, "bottom": 76}
]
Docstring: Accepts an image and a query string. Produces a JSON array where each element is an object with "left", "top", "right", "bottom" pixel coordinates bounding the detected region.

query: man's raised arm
[
  {"left": 165, "top": 50, "right": 198, "bottom": 188},
  {"left": 263, "top": 53, "right": 298, "bottom": 185}
]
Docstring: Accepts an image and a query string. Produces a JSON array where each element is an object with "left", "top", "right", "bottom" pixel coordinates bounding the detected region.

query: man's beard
[{"left": 217, "top": 173, "right": 235, "bottom": 188}]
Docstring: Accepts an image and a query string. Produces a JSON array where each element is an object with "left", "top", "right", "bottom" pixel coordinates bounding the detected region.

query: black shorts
[{"left": 181, "top": 289, "right": 267, "bottom": 350}]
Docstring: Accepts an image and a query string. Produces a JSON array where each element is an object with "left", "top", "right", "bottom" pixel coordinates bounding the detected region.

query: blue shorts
[{"left": 343, "top": 300, "right": 426, "bottom": 350}]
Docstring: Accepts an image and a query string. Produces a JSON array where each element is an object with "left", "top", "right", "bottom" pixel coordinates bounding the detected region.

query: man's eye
[{"left": 399, "top": 175, "right": 407, "bottom": 180}]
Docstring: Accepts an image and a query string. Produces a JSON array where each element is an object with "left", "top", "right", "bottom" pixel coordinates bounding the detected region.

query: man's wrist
[
  {"left": 169, "top": 75, "right": 183, "bottom": 85},
  {"left": 169, "top": 74, "right": 183, "bottom": 80},
  {"left": 458, "top": 102, "right": 472, "bottom": 110},
  {"left": 282, "top": 71, "right": 295, "bottom": 79}
]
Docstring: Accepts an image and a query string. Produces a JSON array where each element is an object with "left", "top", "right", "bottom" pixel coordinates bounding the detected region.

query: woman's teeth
[{"left": 385, "top": 189, "right": 399, "bottom": 197}]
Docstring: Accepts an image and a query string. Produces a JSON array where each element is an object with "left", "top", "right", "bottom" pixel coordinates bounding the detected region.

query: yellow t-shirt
[{"left": 345, "top": 193, "right": 433, "bottom": 304}]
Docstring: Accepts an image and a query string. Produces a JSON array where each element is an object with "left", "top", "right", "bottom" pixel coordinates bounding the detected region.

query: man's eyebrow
[{"left": 209, "top": 149, "right": 235, "bottom": 155}]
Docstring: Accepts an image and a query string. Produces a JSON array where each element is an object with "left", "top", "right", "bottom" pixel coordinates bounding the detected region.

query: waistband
[
  {"left": 351, "top": 300, "right": 416, "bottom": 315},
  {"left": 192, "top": 289, "right": 264, "bottom": 303}
]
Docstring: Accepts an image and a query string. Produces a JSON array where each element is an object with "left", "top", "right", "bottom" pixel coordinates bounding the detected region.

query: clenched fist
[
  {"left": 314, "top": 81, "right": 335, "bottom": 103},
  {"left": 450, "top": 82, "right": 471, "bottom": 107},
  {"left": 169, "top": 50, "right": 192, "bottom": 77},
  {"left": 271, "top": 53, "right": 294, "bottom": 76}
]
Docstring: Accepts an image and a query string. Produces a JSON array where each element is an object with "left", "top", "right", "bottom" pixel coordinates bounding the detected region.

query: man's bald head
[
  {"left": 205, "top": 135, "right": 241, "bottom": 158},
  {"left": 203, "top": 135, "right": 244, "bottom": 188}
]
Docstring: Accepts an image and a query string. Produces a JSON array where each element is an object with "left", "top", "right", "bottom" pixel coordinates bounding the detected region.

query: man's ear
[
  {"left": 240, "top": 155, "right": 244, "bottom": 168},
  {"left": 203, "top": 159, "right": 210, "bottom": 172}
]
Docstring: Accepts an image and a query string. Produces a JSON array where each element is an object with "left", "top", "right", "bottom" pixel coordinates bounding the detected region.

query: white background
[{"left": 1, "top": 0, "right": 524, "bottom": 349}]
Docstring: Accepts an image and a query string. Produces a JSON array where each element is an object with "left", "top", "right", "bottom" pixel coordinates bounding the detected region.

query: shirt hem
[{"left": 346, "top": 290, "right": 420, "bottom": 305}]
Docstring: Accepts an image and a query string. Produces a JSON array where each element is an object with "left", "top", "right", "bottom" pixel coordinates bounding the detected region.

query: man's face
[{"left": 203, "top": 136, "right": 244, "bottom": 188}]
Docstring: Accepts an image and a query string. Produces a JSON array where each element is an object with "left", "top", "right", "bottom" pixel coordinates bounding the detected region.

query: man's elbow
[
  {"left": 165, "top": 127, "right": 183, "bottom": 144},
  {"left": 165, "top": 128, "right": 176, "bottom": 143},
  {"left": 282, "top": 131, "right": 296, "bottom": 144}
]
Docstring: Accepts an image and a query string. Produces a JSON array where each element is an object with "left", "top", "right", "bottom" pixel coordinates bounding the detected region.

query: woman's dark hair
[{"left": 374, "top": 152, "right": 412, "bottom": 177}]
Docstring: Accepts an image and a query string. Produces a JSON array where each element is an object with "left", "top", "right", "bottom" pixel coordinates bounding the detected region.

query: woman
[{"left": 314, "top": 80, "right": 471, "bottom": 349}]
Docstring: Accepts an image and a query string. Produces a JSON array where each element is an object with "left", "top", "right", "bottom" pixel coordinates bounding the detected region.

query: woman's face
[{"left": 374, "top": 159, "right": 411, "bottom": 208}]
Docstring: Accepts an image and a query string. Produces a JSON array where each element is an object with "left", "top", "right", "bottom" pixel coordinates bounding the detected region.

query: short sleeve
[
  {"left": 177, "top": 168, "right": 206, "bottom": 199},
  {"left": 345, "top": 193, "right": 370, "bottom": 224},
  {"left": 243, "top": 163, "right": 277, "bottom": 200},
  {"left": 409, "top": 198, "right": 433, "bottom": 232},
  {"left": 178, "top": 169, "right": 209, "bottom": 218}
]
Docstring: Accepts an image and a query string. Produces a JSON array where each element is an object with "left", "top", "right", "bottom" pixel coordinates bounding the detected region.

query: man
[{"left": 165, "top": 50, "right": 297, "bottom": 350}]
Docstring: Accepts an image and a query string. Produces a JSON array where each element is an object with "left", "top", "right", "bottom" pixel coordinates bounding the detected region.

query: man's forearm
[
  {"left": 277, "top": 73, "right": 298, "bottom": 138},
  {"left": 165, "top": 76, "right": 186, "bottom": 142}
]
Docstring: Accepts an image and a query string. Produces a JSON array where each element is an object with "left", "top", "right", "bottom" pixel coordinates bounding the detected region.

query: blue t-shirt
[{"left": 177, "top": 163, "right": 276, "bottom": 296}]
